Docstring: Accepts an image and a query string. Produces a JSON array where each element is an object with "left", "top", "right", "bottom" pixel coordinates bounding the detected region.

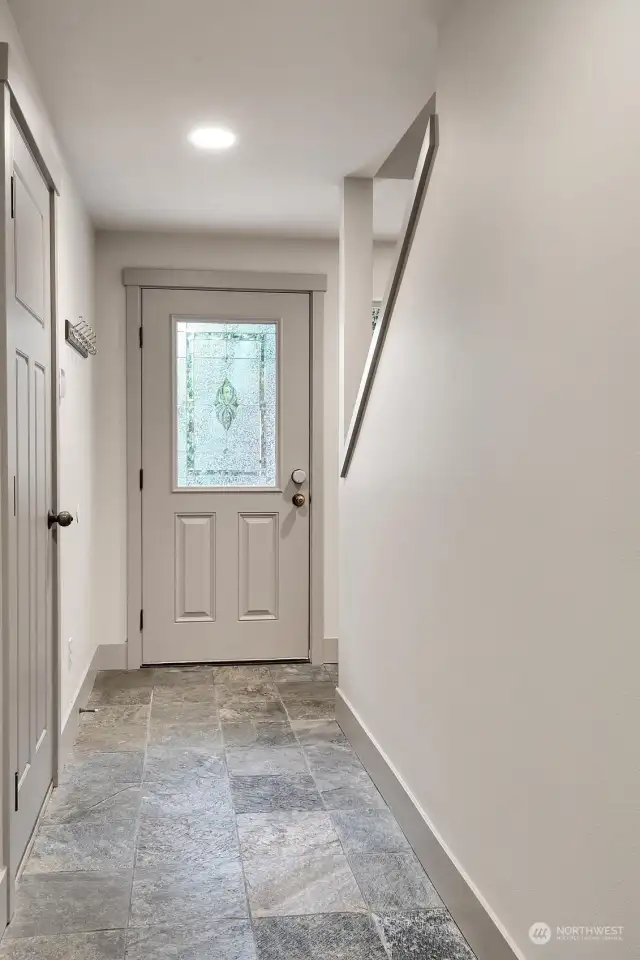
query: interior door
[
  {"left": 6, "top": 119, "right": 54, "bottom": 876},
  {"left": 141, "top": 288, "right": 310, "bottom": 664}
]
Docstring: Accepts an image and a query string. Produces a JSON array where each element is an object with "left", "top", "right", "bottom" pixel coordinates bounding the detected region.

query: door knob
[
  {"left": 48, "top": 510, "right": 74, "bottom": 529},
  {"left": 292, "top": 492, "right": 306, "bottom": 508},
  {"left": 291, "top": 469, "right": 307, "bottom": 485}
]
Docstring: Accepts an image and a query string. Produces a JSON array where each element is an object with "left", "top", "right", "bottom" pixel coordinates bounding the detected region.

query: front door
[
  {"left": 6, "top": 119, "right": 54, "bottom": 876},
  {"left": 141, "top": 288, "right": 310, "bottom": 664}
]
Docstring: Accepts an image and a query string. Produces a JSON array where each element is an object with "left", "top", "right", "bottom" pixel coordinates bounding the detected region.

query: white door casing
[
  {"left": 6, "top": 118, "right": 54, "bottom": 876},
  {"left": 141, "top": 288, "right": 311, "bottom": 664}
]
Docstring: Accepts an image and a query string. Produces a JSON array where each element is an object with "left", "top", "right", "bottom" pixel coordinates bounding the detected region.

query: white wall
[
  {"left": 94, "top": 230, "right": 395, "bottom": 655},
  {"left": 0, "top": 5, "right": 96, "bottom": 727},
  {"left": 340, "top": 2, "right": 638, "bottom": 959},
  {"left": 57, "top": 187, "right": 96, "bottom": 725}
]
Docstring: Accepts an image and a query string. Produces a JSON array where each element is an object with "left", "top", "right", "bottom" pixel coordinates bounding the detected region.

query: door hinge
[
  {"left": 14, "top": 772, "right": 18, "bottom": 812},
  {"left": 139, "top": 609, "right": 144, "bottom": 632},
  {"left": 10, "top": 175, "right": 15, "bottom": 219},
  {"left": 13, "top": 475, "right": 16, "bottom": 516},
  {"left": 139, "top": 468, "right": 143, "bottom": 490},
  {"left": 139, "top": 326, "right": 143, "bottom": 348}
]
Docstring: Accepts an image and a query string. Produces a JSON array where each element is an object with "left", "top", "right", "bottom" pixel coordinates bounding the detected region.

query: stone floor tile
[
  {"left": 244, "top": 852, "right": 366, "bottom": 917},
  {"left": 219, "top": 701, "right": 288, "bottom": 724},
  {"left": 215, "top": 681, "right": 280, "bottom": 705},
  {"left": 151, "top": 665, "right": 214, "bottom": 686},
  {"left": 140, "top": 777, "right": 233, "bottom": 818},
  {"left": 73, "top": 707, "right": 149, "bottom": 754},
  {"left": 4, "top": 871, "right": 132, "bottom": 939},
  {"left": 41, "top": 785, "right": 142, "bottom": 826},
  {"left": 276, "top": 681, "right": 336, "bottom": 702},
  {"left": 291, "top": 720, "right": 347, "bottom": 746},
  {"left": 349, "top": 852, "right": 443, "bottom": 912},
  {"left": 311, "top": 764, "right": 387, "bottom": 811},
  {"left": 125, "top": 921, "right": 256, "bottom": 960},
  {"left": 303, "top": 743, "right": 365, "bottom": 780},
  {"left": 225, "top": 746, "right": 307, "bottom": 777},
  {"left": 373, "top": 910, "right": 476, "bottom": 960},
  {"left": 237, "top": 811, "right": 340, "bottom": 859},
  {"left": 213, "top": 666, "right": 272, "bottom": 685},
  {"left": 136, "top": 813, "right": 239, "bottom": 868},
  {"left": 129, "top": 862, "right": 248, "bottom": 925},
  {"left": 230, "top": 775, "right": 323, "bottom": 814},
  {"left": 143, "top": 744, "right": 226, "bottom": 782},
  {"left": 269, "top": 664, "right": 330, "bottom": 683},
  {"left": 331, "top": 810, "right": 411, "bottom": 855},
  {"left": 222, "top": 721, "right": 296, "bottom": 748},
  {"left": 253, "top": 914, "right": 388, "bottom": 959},
  {"left": 0, "top": 931, "right": 126, "bottom": 959},
  {"left": 88, "top": 672, "right": 154, "bottom": 707},
  {"left": 151, "top": 682, "right": 217, "bottom": 704},
  {"left": 283, "top": 700, "right": 336, "bottom": 722},
  {"left": 59, "top": 752, "right": 143, "bottom": 789},
  {"left": 149, "top": 699, "right": 220, "bottom": 725},
  {"left": 24, "top": 820, "right": 136, "bottom": 875},
  {"left": 147, "top": 722, "right": 223, "bottom": 751}
]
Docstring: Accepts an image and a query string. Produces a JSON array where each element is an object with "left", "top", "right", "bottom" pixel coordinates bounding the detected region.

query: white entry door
[
  {"left": 6, "top": 120, "right": 54, "bottom": 874},
  {"left": 141, "top": 288, "right": 310, "bottom": 664}
]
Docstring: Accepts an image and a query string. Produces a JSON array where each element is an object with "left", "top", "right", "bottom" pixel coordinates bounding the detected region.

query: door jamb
[
  {"left": 0, "top": 59, "right": 62, "bottom": 924},
  {"left": 123, "top": 269, "right": 327, "bottom": 669}
]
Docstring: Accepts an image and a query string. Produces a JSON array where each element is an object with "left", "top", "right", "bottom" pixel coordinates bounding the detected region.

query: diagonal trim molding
[
  {"left": 376, "top": 99, "right": 435, "bottom": 180},
  {"left": 341, "top": 96, "right": 439, "bottom": 477}
]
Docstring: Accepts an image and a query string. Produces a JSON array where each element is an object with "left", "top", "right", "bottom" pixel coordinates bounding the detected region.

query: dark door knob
[
  {"left": 292, "top": 492, "right": 306, "bottom": 508},
  {"left": 48, "top": 510, "right": 74, "bottom": 529}
]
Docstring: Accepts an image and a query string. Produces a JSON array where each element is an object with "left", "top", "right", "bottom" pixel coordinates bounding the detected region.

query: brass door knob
[{"left": 292, "top": 492, "right": 306, "bottom": 508}]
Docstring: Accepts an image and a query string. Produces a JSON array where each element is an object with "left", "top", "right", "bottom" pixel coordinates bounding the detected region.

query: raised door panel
[
  {"left": 34, "top": 363, "right": 48, "bottom": 742},
  {"left": 238, "top": 513, "right": 279, "bottom": 621},
  {"left": 14, "top": 170, "right": 46, "bottom": 324},
  {"left": 14, "top": 352, "right": 31, "bottom": 779},
  {"left": 175, "top": 514, "right": 216, "bottom": 621}
]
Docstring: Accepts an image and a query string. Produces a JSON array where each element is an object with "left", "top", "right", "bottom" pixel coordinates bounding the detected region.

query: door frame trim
[
  {"left": 0, "top": 60, "right": 62, "bottom": 922},
  {"left": 124, "top": 269, "right": 328, "bottom": 668}
]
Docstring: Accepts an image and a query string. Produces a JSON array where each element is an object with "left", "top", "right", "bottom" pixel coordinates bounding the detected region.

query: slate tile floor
[{"left": 0, "top": 664, "right": 477, "bottom": 959}]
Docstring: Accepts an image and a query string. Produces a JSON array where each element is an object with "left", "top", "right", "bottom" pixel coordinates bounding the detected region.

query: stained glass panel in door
[{"left": 175, "top": 320, "right": 277, "bottom": 487}]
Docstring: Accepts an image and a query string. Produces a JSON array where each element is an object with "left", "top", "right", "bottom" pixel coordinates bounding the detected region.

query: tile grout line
[
  {"left": 285, "top": 673, "right": 396, "bottom": 957},
  {"left": 283, "top": 675, "right": 422, "bottom": 954},
  {"left": 122, "top": 683, "right": 155, "bottom": 953},
  {"left": 213, "top": 666, "right": 256, "bottom": 935},
  {"left": 222, "top": 676, "right": 261, "bottom": 958},
  {"left": 278, "top": 674, "right": 388, "bottom": 939},
  {"left": 294, "top": 706, "right": 383, "bottom": 934},
  {"left": 230, "top": 784, "right": 259, "bottom": 955}
]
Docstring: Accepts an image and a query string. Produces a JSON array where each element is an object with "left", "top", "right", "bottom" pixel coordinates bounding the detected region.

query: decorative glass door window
[{"left": 175, "top": 319, "right": 278, "bottom": 487}]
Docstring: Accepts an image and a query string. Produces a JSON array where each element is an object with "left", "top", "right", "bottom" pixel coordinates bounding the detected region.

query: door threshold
[{"left": 142, "top": 658, "right": 312, "bottom": 668}]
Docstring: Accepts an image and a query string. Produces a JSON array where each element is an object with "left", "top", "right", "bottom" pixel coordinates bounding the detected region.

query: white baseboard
[
  {"left": 59, "top": 644, "right": 129, "bottom": 772},
  {"left": 95, "top": 643, "right": 128, "bottom": 671},
  {"left": 0, "top": 867, "right": 7, "bottom": 932},
  {"left": 336, "top": 689, "right": 520, "bottom": 960},
  {"left": 59, "top": 652, "right": 99, "bottom": 771},
  {"left": 323, "top": 636, "right": 338, "bottom": 663}
]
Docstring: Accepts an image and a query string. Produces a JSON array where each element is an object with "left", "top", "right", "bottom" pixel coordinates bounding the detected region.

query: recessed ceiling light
[{"left": 188, "top": 126, "right": 236, "bottom": 150}]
